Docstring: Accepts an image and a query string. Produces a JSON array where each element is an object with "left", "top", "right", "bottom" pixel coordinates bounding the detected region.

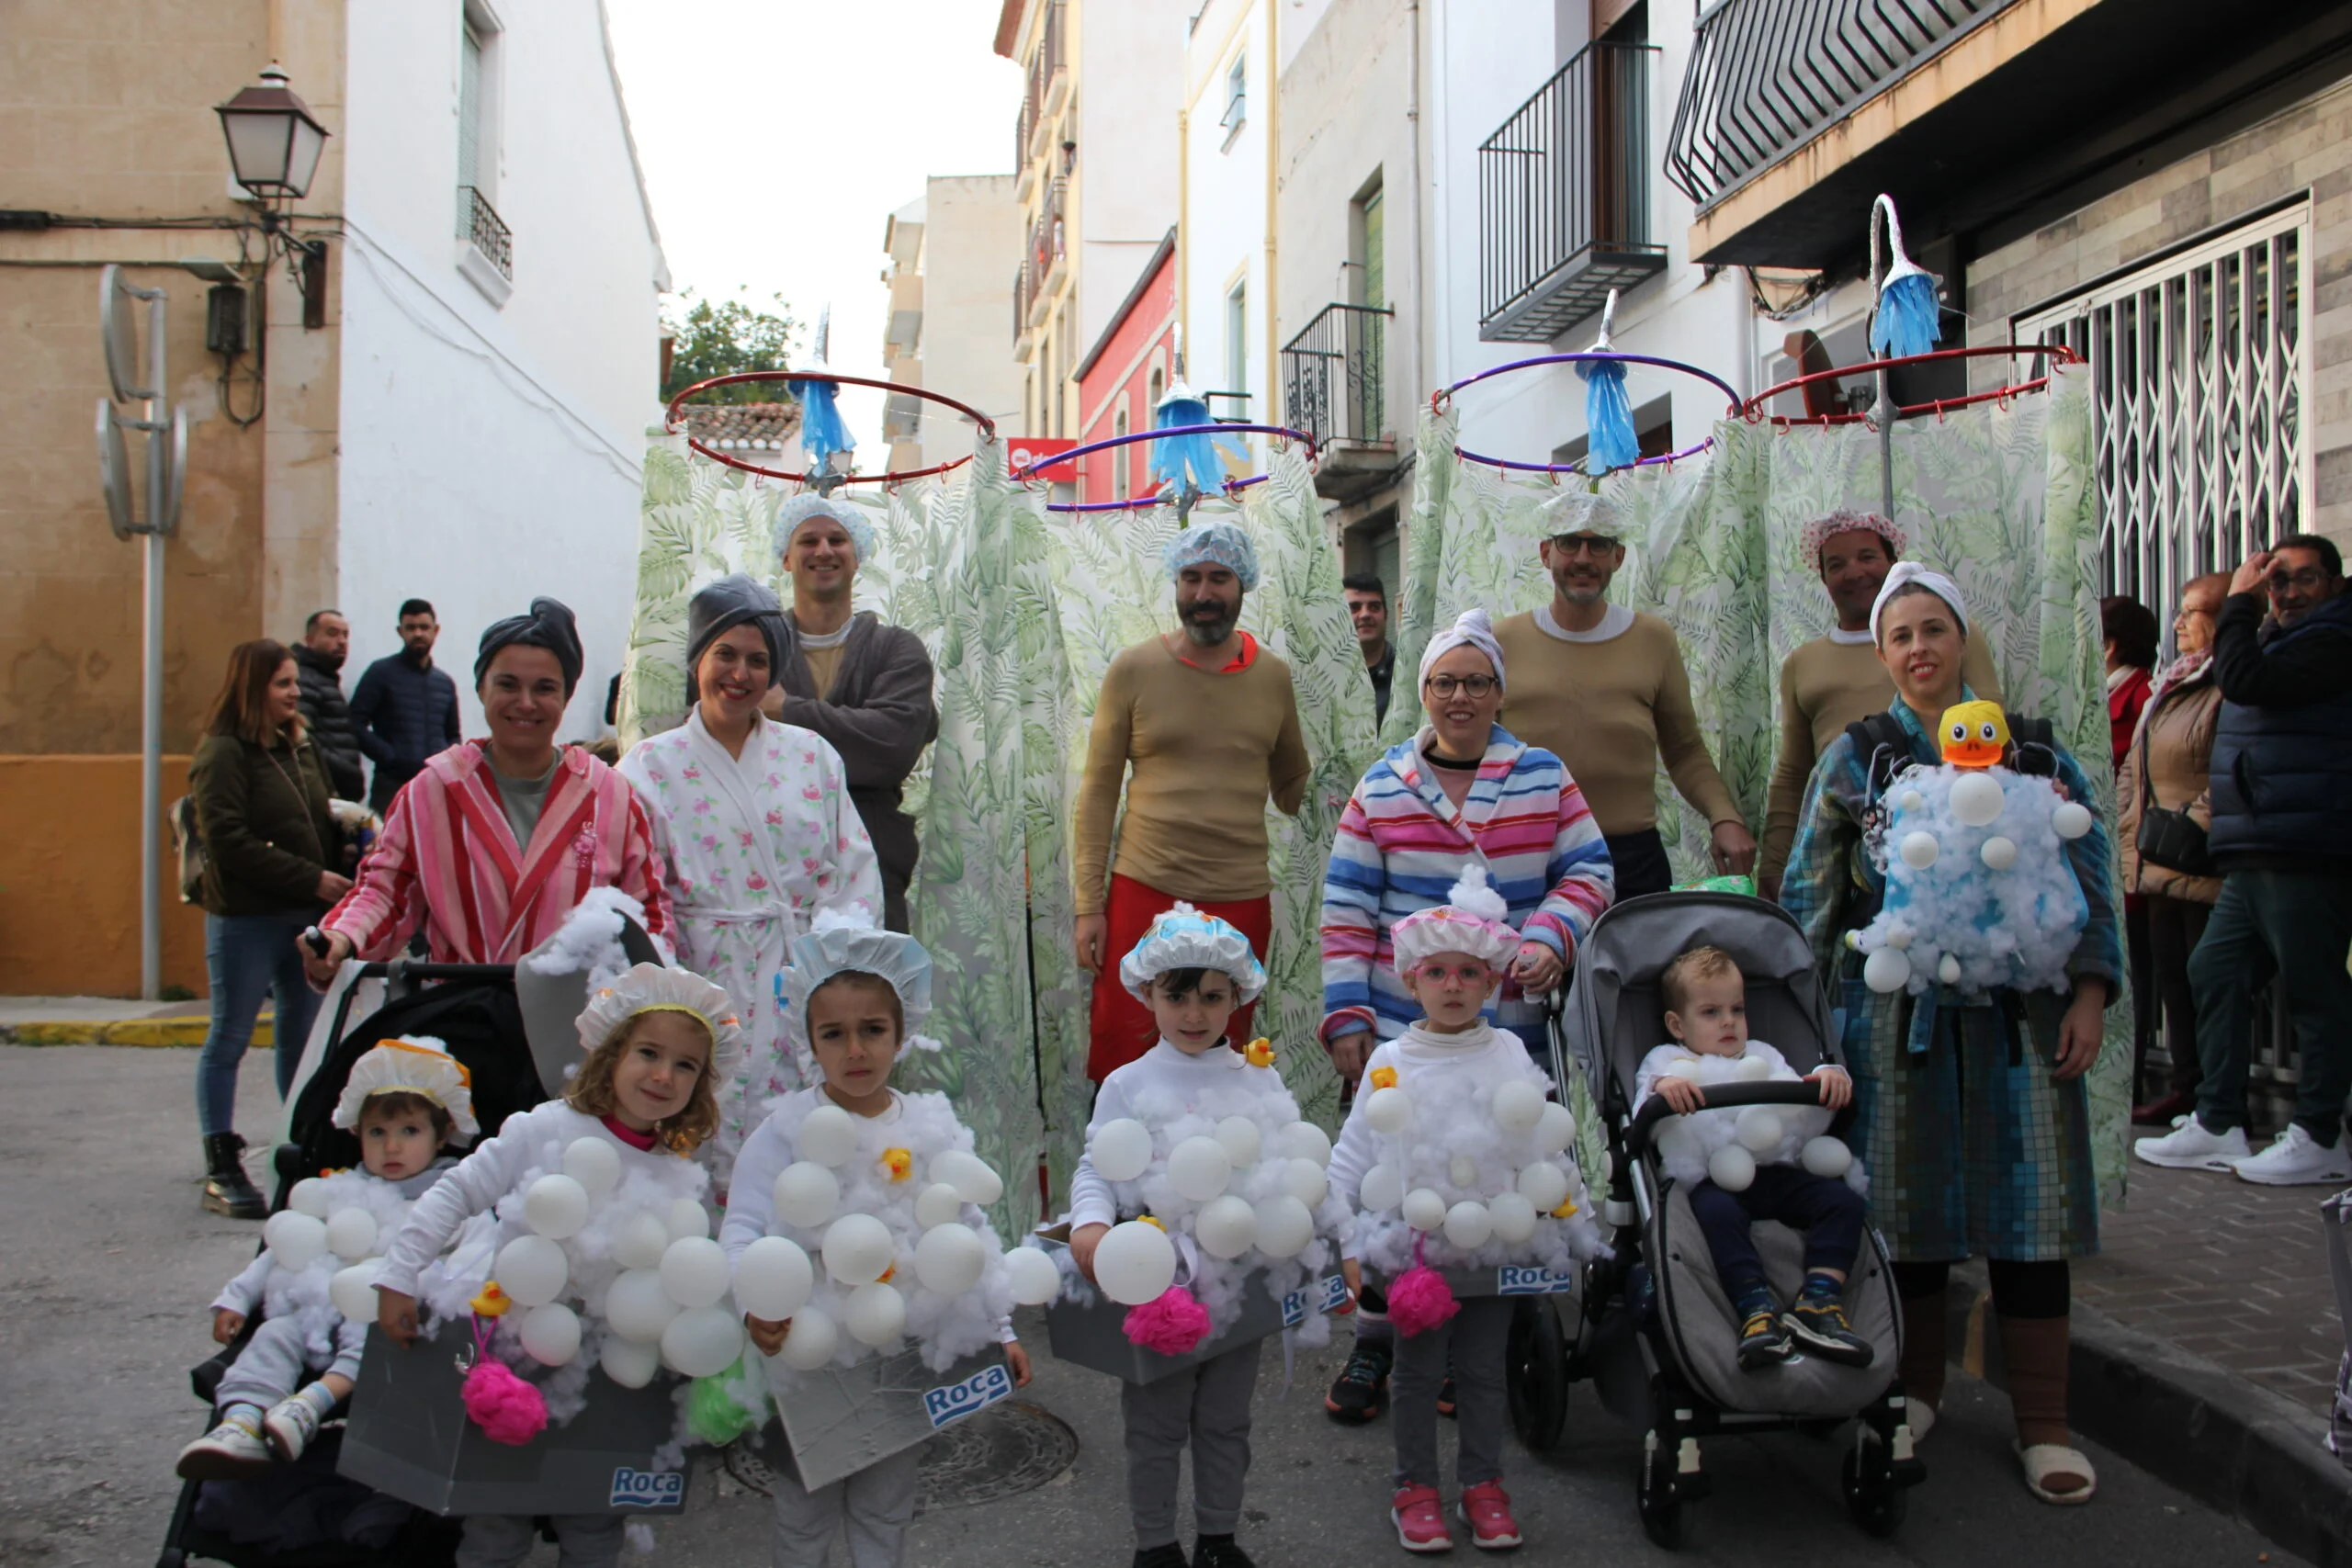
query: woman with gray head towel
[{"left": 619, "top": 573, "right": 883, "bottom": 1185}]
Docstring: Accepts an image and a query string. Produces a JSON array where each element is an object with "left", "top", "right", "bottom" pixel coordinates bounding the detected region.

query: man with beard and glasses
[
  {"left": 1071, "top": 522, "right": 1312, "bottom": 1080},
  {"left": 294, "top": 609, "right": 365, "bottom": 801},
  {"left": 1494, "top": 491, "right": 1753, "bottom": 900},
  {"left": 1754, "top": 510, "right": 1999, "bottom": 898}
]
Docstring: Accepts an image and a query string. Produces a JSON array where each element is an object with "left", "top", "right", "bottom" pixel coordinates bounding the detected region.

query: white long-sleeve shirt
[
  {"left": 1067, "top": 1040, "right": 1289, "bottom": 1230},
  {"left": 1630, "top": 1041, "right": 1846, "bottom": 1113},
  {"left": 1326, "top": 1021, "right": 1532, "bottom": 1262},
  {"left": 212, "top": 1156, "right": 458, "bottom": 1314}
]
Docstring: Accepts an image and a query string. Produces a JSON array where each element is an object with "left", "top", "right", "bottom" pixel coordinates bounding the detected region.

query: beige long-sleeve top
[
  {"left": 1494, "top": 607, "right": 1741, "bottom": 839},
  {"left": 1071, "top": 637, "right": 1312, "bottom": 913},
  {"left": 1755, "top": 632, "right": 2002, "bottom": 890}
]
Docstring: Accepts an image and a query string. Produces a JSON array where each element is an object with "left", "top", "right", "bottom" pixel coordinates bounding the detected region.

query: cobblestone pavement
[{"left": 2076, "top": 1157, "right": 2344, "bottom": 1416}]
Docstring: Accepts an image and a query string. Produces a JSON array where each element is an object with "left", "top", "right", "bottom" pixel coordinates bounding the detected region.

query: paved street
[{"left": 0, "top": 1043, "right": 2314, "bottom": 1568}]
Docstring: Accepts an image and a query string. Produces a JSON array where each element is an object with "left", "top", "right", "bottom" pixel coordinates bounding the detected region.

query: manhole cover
[{"left": 722, "top": 1401, "right": 1078, "bottom": 1514}]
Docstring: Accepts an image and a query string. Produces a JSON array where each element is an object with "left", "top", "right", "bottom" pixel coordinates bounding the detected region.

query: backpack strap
[
  {"left": 1843, "top": 713, "right": 1914, "bottom": 803},
  {"left": 2005, "top": 716, "right": 2059, "bottom": 776}
]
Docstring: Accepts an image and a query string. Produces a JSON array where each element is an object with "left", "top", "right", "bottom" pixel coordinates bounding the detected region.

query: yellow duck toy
[{"left": 1938, "top": 700, "right": 2009, "bottom": 769}]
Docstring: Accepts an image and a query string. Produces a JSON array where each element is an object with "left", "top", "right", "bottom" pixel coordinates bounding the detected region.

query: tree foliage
[{"left": 662, "top": 289, "right": 798, "bottom": 406}]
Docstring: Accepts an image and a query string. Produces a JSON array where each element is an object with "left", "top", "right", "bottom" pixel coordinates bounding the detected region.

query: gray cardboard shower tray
[{"left": 1037, "top": 1224, "right": 1350, "bottom": 1384}]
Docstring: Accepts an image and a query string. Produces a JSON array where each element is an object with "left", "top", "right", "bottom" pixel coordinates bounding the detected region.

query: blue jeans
[{"left": 197, "top": 911, "right": 324, "bottom": 1138}]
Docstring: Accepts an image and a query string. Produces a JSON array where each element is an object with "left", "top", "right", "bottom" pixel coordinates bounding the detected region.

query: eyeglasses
[
  {"left": 1409, "top": 961, "right": 1495, "bottom": 986},
  {"left": 1424, "top": 673, "right": 1499, "bottom": 699},
  {"left": 1548, "top": 535, "right": 1619, "bottom": 558},
  {"left": 2267, "top": 569, "right": 2331, "bottom": 592}
]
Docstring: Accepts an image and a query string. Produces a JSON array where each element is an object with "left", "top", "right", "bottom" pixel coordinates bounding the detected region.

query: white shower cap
[
  {"left": 780, "top": 908, "right": 943, "bottom": 1064},
  {"left": 1388, "top": 866, "right": 1522, "bottom": 973},
  {"left": 1417, "top": 607, "right": 1507, "bottom": 691},
  {"left": 1534, "top": 488, "right": 1628, "bottom": 541},
  {"left": 333, "top": 1038, "right": 481, "bottom": 1145},
  {"left": 773, "top": 492, "right": 876, "bottom": 566},
  {"left": 576, "top": 962, "right": 749, "bottom": 1085},
  {"left": 1161, "top": 520, "right": 1261, "bottom": 592},
  {"left": 1869, "top": 560, "right": 1968, "bottom": 645},
  {"left": 1117, "top": 902, "right": 1269, "bottom": 1004}
]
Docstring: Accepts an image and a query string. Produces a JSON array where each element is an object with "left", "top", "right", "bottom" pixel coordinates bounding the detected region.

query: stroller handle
[
  {"left": 1623, "top": 1081, "right": 1842, "bottom": 1162},
  {"left": 355, "top": 960, "right": 515, "bottom": 981}
]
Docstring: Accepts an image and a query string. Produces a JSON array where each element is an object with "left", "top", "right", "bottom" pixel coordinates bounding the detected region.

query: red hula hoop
[
  {"left": 1430, "top": 352, "right": 1743, "bottom": 479},
  {"left": 663, "top": 370, "right": 1000, "bottom": 486},
  {"left": 1741, "top": 344, "right": 2084, "bottom": 426}
]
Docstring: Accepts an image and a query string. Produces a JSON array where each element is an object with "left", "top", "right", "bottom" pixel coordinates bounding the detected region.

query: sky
[{"left": 604, "top": 1, "right": 1023, "bottom": 436}]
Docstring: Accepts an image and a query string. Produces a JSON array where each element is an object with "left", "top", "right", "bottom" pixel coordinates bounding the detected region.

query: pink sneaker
[
  {"left": 1457, "top": 1481, "right": 1522, "bottom": 1550},
  {"left": 1391, "top": 1484, "right": 1454, "bottom": 1552}
]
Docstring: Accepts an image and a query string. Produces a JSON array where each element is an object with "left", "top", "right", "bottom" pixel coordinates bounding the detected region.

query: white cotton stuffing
[
  {"left": 1853, "top": 763, "right": 2088, "bottom": 996},
  {"left": 522, "top": 886, "right": 646, "bottom": 987},
  {"left": 1637, "top": 1046, "right": 1866, "bottom": 1196},
  {"left": 1351, "top": 1050, "right": 1609, "bottom": 1280},
  {"left": 261, "top": 1168, "right": 423, "bottom": 1364}
]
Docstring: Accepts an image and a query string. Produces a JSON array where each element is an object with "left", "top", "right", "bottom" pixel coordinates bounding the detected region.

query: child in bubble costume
[
  {"left": 373, "top": 962, "right": 737, "bottom": 1568},
  {"left": 177, "top": 1040, "right": 473, "bottom": 1480}
]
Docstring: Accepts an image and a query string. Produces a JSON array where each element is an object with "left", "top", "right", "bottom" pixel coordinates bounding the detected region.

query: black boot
[{"left": 202, "top": 1133, "right": 266, "bottom": 1219}]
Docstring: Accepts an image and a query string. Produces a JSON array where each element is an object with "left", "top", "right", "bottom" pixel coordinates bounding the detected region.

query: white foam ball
[
  {"left": 1193, "top": 1195, "right": 1258, "bottom": 1259},
  {"left": 1516, "top": 1161, "right": 1571, "bottom": 1213},
  {"left": 492, "top": 1234, "right": 567, "bottom": 1306},
  {"left": 1167, "top": 1136, "right": 1233, "bottom": 1202},
  {"left": 1938, "top": 953, "right": 1962, "bottom": 985},
  {"left": 1533, "top": 1101, "right": 1577, "bottom": 1156},
  {"left": 1401, "top": 1188, "right": 1447, "bottom": 1233},
  {"left": 1708, "top": 1144, "right": 1757, "bottom": 1192},
  {"left": 604, "top": 1268, "right": 679, "bottom": 1341},
  {"left": 561, "top": 1137, "right": 622, "bottom": 1201},
  {"left": 1735, "top": 1055, "right": 1772, "bottom": 1081},
  {"left": 797, "top": 1103, "right": 862, "bottom": 1168},
  {"left": 1980, "top": 834, "right": 2018, "bottom": 871},
  {"left": 666, "top": 1197, "right": 710, "bottom": 1241},
  {"left": 330, "top": 1260, "right": 380, "bottom": 1323},
  {"left": 1005, "top": 1246, "right": 1062, "bottom": 1307},
  {"left": 288, "top": 1178, "right": 332, "bottom": 1219},
  {"left": 1491, "top": 1079, "right": 1545, "bottom": 1134},
  {"left": 1899, "top": 830, "right": 1940, "bottom": 870},
  {"left": 659, "top": 1236, "right": 730, "bottom": 1309},
  {"left": 913, "top": 1182, "right": 965, "bottom": 1231},
  {"left": 773, "top": 1162, "right": 842, "bottom": 1230},
  {"left": 1443, "top": 1201, "right": 1494, "bottom": 1249},
  {"left": 265, "top": 1210, "right": 327, "bottom": 1272},
  {"left": 1251, "top": 1194, "right": 1315, "bottom": 1258},
  {"left": 611, "top": 1211, "right": 672, "bottom": 1271},
  {"left": 931, "top": 1149, "right": 1004, "bottom": 1206},
  {"left": 1666, "top": 1058, "right": 1703, "bottom": 1080},
  {"left": 1213, "top": 1115, "right": 1262, "bottom": 1168},
  {"left": 844, "top": 1281, "right": 908, "bottom": 1348},
  {"left": 1801, "top": 1135, "right": 1853, "bottom": 1179},
  {"left": 1862, "top": 946, "right": 1912, "bottom": 994},
  {"left": 524, "top": 1174, "right": 590, "bottom": 1241},
  {"left": 1094, "top": 1221, "right": 1177, "bottom": 1305},
  {"left": 1089, "top": 1119, "right": 1154, "bottom": 1183},
  {"left": 1887, "top": 924, "right": 1913, "bottom": 951},
  {"left": 2052, "top": 800, "right": 2093, "bottom": 840},
  {"left": 1488, "top": 1191, "right": 1539, "bottom": 1246},
  {"left": 777, "top": 1307, "right": 839, "bottom": 1370},
  {"left": 1656, "top": 1118, "right": 1700, "bottom": 1167},
  {"left": 1364, "top": 1086, "right": 1411, "bottom": 1134},
  {"left": 1282, "top": 1156, "right": 1329, "bottom": 1208},
  {"left": 913, "top": 1223, "right": 988, "bottom": 1295},
  {"left": 1359, "top": 1162, "right": 1404, "bottom": 1213},
  {"left": 820, "top": 1213, "right": 896, "bottom": 1286},
  {"left": 1274, "top": 1121, "right": 1331, "bottom": 1167},
  {"left": 1950, "top": 772, "right": 2005, "bottom": 828},
  {"left": 1735, "top": 1106, "right": 1783, "bottom": 1153},
  {"left": 662, "top": 1304, "right": 746, "bottom": 1377},
  {"left": 518, "top": 1303, "right": 582, "bottom": 1367},
  {"left": 324, "top": 1207, "right": 378, "bottom": 1261},
  {"left": 600, "top": 1335, "right": 661, "bottom": 1389},
  {"left": 1899, "top": 789, "right": 1924, "bottom": 812},
  {"left": 733, "top": 1235, "right": 815, "bottom": 1322},
  {"left": 1448, "top": 1154, "right": 1479, "bottom": 1189}
]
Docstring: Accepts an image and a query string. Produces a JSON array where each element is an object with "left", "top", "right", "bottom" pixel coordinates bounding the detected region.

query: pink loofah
[
  {"left": 462, "top": 1324, "right": 548, "bottom": 1446},
  {"left": 1123, "top": 1286, "right": 1214, "bottom": 1356},
  {"left": 1389, "top": 1263, "right": 1459, "bottom": 1337}
]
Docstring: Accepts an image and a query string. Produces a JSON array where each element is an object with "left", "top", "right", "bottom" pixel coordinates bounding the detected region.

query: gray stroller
[{"left": 1510, "top": 891, "right": 1924, "bottom": 1547}]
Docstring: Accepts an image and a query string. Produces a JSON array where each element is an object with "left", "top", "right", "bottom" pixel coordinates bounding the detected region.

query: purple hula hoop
[
  {"left": 1436, "top": 351, "right": 1740, "bottom": 479},
  {"left": 1009, "top": 423, "right": 1317, "bottom": 513}
]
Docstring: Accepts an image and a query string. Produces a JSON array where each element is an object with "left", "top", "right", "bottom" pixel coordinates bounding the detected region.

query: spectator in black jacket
[
  {"left": 2136, "top": 534, "right": 2352, "bottom": 1186},
  {"left": 350, "top": 598, "right": 461, "bottom": 815},
  {"left": 293, "top": 609, "right": 365, "bottom": 801}
]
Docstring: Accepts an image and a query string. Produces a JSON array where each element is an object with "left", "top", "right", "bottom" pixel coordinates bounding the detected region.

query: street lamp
[{"left": 214, "top": 65, "right": 330, "bottom": 201}]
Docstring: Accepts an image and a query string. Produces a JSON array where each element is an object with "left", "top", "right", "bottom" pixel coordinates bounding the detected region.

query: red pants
[{"left": 1087, "top": 874, "right": 1273, "bottom": 1081}]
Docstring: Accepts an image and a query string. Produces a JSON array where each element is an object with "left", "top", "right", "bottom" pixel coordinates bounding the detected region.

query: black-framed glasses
[
  {"left": 1547, "top": 534, "right": 1620, "bottom": 558},
  {"left": 1424, "top": 673, "right": 1499, "bottom": 699},
  {"left": 2267, "top": 569, "right": 2330, "bottom": 592}
]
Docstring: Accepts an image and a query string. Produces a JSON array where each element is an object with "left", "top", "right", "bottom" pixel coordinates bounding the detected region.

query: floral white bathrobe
[{"left": 619, "top": 711, "right": 882, "bottom": 1181}]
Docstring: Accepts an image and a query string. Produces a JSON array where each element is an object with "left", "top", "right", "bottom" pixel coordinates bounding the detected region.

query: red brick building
[{"left": 1073, "top": 231, "right": 1176, "bottom": 506}]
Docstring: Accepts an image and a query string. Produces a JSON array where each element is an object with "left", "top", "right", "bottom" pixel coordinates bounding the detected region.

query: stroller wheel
[
  {"left": 1506, "top": 1298, "right": 1569, "bottom": 1450},
  {"left": 1637, "top": 1439, "right": 1690, "bottom": 1550},
  {"left": 1841, "top": 1447, "right": 1907, "bottom": 1539}
]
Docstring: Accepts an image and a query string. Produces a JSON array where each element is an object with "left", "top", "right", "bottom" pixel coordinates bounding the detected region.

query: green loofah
[
  {"left": 1672, "top": 873, "right": 1758, "bottom": 897},
  {"left": 684, "top": 1353, "right": 771, "bottom": 1446}
]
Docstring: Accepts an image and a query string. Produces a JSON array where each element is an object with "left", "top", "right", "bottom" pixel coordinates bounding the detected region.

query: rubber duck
[
  {"left": 1369, "top": 1066, "right": 1399, "bottom": 1090},
  {"left": 1244, "top": 1036, "right": 1277, "bottom": 1068},
  {"left": 470, "top": 1282, "right": 512, "bottom": 1318},
  {"left": 1938, "top": 700, "right": 2009, "bottom": 769},
  {"left": 880, "top": 1147, "right": 913, "bottom": 1182}
]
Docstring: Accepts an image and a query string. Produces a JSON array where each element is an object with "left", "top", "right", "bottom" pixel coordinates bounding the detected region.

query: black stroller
[
  {"left": 154, "top": 956, "right": 531, "bottom": 1568},
  {"left": 1504, "top": 891, "right": 1923, "bottom": 1548}
]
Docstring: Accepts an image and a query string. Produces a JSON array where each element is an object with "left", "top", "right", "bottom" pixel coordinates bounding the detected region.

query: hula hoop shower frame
[
  {"left": 1007, "top": 423, "right": 1320, "bottom": 514},
  {"left": 1740, "top": 343, "right": 2085, "bottom": 426},
  {"left": 663, "top": 370, "right": 1000, "bottom": 486},
  {"left": 1430, "top": 352, "right": 1744, "bottom": 478}
]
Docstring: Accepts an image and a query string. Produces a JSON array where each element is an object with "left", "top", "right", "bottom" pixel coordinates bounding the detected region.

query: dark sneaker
[
  {"left": 1736, "top": 1306, "right": 1794, "bottom": 1370},
  {"left": 1326, "top": 1341, "right": 1393, "bottom": 1424},
  {"left": 1438, "top": 1374, "right": 1457, "bottom": 1419},
  {"left": 1193, "top": 1534, "right": 1258, "bottom": 1568},
  {"left": 1134, "top": 1544, "right": 1189, "bottom": 1568},
  {"left": 1783, "top": 1297, "right": 1875, "bottom": 1367}
]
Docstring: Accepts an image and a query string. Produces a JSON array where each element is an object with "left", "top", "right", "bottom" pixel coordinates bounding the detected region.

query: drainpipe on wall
[
  {"left": 1262, "top": 0, "right": 1279, "bottom": 439},
  {"left": 1407, "top": 0, "right": 1424, "bottom": 433}
]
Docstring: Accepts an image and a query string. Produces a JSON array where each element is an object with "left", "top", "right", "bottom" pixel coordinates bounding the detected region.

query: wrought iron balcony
[
  {"left": 1282, "top": 304, "right": 1390, "bottom": 446},
  {"left": 1477, "top": 39, "right": 1665, "bottom": 344},
  {"left": 458, "top": 186, "right": 511, "bottom": 280},
  {"left": 1018, "top": 2, "right": 1065, "bottom": 168}
]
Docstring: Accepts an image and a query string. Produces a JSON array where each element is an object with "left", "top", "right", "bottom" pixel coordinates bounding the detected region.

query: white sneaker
[
  {"left": 263, "top": 1394, "right": 323, "bottom": 1462},
  {"left": 176, "top": 1414, "right": 272, "bottom": 1481},
  {"left": 2132, "top": 1115, "right": 2250, "bottom": 1170},
  {"left": 2232, "top": 1125, "right": 2352, "bottom": 1186}
]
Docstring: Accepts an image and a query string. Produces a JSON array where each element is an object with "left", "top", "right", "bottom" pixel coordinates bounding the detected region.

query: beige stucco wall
[{"left": 920, "top": 175, "right": 1025, "bottom": 451}]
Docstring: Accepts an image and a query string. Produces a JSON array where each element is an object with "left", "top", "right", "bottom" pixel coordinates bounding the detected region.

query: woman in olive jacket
[{"left": 188, "top": 639, "right": 351, "bottom": 1216}]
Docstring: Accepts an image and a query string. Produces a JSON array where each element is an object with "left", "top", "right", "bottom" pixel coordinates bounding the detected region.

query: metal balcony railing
[
  {"left": 1477, "top": 39, "right": 1665, "bottom": 343},
  {"left": 1017, "top": 2, "right": 1065, "bottom": 168},
  {"left": 1282, "top": 303, "right": 1391, "bottom": 446},
  {"left": 1028, "top": 177, "right": 1067, "bottom": 303},
  {"left": 1012, "top": 261, "right": 1031, "bottom": 345},
  {"left": 1665, "top": 0, "right": 2016, "bottom": 210},
  {"left": 458, "top": 186, "right": 512, "bottom": 280}
]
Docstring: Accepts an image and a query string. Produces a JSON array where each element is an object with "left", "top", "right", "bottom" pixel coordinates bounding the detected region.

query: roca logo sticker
[
  {"left": 608, "top": 1467, "right": 684, "bottom": 1509},
  {"left": 1497, "top": 1265, "right": 1576, "bottom": 1296},
  {"left": 923, "top": 1361, "right": 1014, "bottom": 1429},
  {"left": 1283, "top": 1272, "right": 1352, "bottom": 1326}
]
